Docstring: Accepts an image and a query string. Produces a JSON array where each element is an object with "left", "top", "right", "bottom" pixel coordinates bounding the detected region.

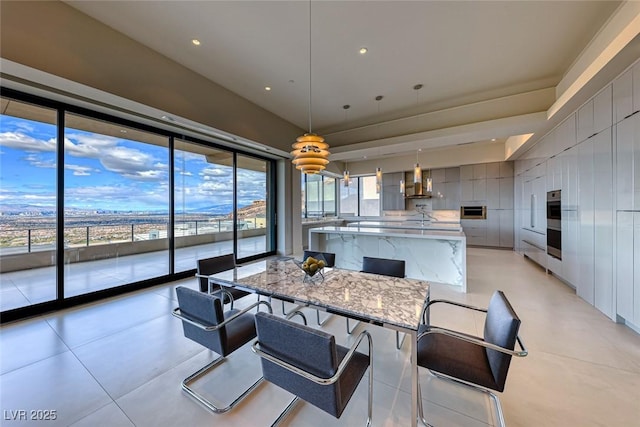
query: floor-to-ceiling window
[
  {"left": 174, "top": 139, "right": 235, "bottom": 272},
  {"left": 339, "top": 176, "right": 380, "bottom": 216},
  {"left": 0, "top": 88, "right": 277, "bottom": 321},
  {"left": 62, "top": 113, "right": 170, "bottom": 297},
  {"left": 302, "top": 174, "right": 337, "bottom": 218},
  {"left": 236, "top": 154, "right": 273, "bottom": 260},
  {"left": 0, "top": 96, "right": 58, "bottom": 311}
]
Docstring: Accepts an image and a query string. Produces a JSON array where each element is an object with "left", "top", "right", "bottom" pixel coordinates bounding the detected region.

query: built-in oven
[
  {"left": 460, "top": 206, "right": 487, "bottom": 220},
  {"left": 547, "top": 190, "right": 561, "bottom": 260}
]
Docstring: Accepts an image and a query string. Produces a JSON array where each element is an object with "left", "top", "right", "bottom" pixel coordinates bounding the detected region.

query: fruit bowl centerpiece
[{"left": 293, "top": 255, "right": 327, "bottom": 283}]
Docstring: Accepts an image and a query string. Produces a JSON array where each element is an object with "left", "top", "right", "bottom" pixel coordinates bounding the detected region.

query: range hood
[{"left": 404, "top": 180, "right": 432, "bottom": 199}]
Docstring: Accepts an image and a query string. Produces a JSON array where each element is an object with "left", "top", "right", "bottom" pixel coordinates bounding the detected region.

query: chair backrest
[
  {"left": 254, "top": 311, "right": 344, "bottom": 417},
  {"left": 483, "top": 290, "right": 521, "bottom": 392},
  {"left": 197, "top": 254, "right": 236, "bottom": 292},
  {"left": 303, "top": 250, "right": 336, "bottom": 267},
  {"left": 176, "top": 286, "right": 226, "bottom": 355},
  {"left": 362, "top": 256, "right": 405, "bottom": 278}
]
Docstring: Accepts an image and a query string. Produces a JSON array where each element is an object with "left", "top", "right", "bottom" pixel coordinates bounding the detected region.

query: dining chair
[
  {"left": 252, "top": 311, "right": 373, "bottom": 426},
  {"left": 172, "top": 286, "right": 273, "bottom": 413},
  {"left": 347, "top": 257, "right": 406, "bottom": 350},
  {"left": 196, "top": 254, "right": 250, "bottom": 309},
  {"left": 416, "top": 290, "right": 528, "bottom": 427}
]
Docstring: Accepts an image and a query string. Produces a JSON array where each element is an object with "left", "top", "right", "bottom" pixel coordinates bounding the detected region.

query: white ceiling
[{"left": 63, "top": 1, "right": 627, "bottom": 162}]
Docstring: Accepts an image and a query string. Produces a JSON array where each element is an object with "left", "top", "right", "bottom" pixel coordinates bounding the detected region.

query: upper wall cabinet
[
  {"left": 616, "top": 111, "right": 640, "bottom": 211},
  {"left": 577, "top": 85, "right": 612, "bottom": 142},
  {"left": 613, "top": 62, "right": 640, "bottom": 123}
]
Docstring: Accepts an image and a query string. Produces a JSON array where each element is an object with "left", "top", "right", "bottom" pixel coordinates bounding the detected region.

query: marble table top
[{"left": 209, "top": 259, "right": 430, "bottom": 331}]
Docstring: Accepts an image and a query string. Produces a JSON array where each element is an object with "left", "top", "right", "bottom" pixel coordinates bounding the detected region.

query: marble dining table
[{"left": 208, "top": 258, "right": 431, "bottom": 427}]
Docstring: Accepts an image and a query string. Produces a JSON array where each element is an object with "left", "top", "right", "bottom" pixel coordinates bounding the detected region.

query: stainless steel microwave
[{"left": 460, "top": 206, "right": 487, "bottom": 220}]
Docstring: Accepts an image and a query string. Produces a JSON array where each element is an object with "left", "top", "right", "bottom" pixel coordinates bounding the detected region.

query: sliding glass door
[
  {"left": 0, "top": 88, "right": 277, "bottom": 320},
  {"left": 236, "top": 154, "right": 273, "bottom": 260},
  {"left": 174, "top": 138, "right": 234, "bottom": 272},
  {"left": 63, "top": 113, "right": 170, "bottom": 297},
  {"left": 0, "top": 96, "right": 58, "bottom": 310}
]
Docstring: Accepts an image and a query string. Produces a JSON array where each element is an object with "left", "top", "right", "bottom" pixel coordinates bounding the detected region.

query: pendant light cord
[{"left": 308, "top": 0, "right": 313, "bottom": 134}]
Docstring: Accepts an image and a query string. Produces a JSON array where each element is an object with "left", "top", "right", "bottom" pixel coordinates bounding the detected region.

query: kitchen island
[{"left": 309, "top": 226, "right": 467, "bottom": 291}]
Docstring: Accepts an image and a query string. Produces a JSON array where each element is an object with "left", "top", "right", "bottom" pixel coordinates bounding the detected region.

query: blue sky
[{"left": 0, "top": 116, "right": 266, "bottom": 213}]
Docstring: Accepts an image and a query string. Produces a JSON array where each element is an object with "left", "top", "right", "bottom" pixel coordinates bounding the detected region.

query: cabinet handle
[{"left": 530, "top": 194, "right": 535, "bottom": 228}]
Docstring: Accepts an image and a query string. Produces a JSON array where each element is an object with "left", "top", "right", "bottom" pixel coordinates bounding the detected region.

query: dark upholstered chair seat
[
  {"left": 197, "top": 254, "right": 250, "bottom": 303},
  {"left": 417, "top": 324, "right": 499, "bottom": 391},
  {"left": 362, "top": 256, "right": 405, "bottom": 278},
  {"left": 415, "top": 291, "right": 527, "bottom": 427},
  {"left": 173, "top": 286, "right": 272, "bottom": 413},
  {"left": 253, "top": 312, "right": 373, "bottom": 425}
]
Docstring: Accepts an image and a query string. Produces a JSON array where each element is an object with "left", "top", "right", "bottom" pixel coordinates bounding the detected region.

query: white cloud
[
  {"left": 65, "top": 164, "right": 94, "bottom": 176},
  {"left": 0, "top": 132, "right": 56, "bottom": 152}
]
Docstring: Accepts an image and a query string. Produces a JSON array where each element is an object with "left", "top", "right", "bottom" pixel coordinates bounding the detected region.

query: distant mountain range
[{"left": 0, "top": 202, "right": 261, "bottom": 217}]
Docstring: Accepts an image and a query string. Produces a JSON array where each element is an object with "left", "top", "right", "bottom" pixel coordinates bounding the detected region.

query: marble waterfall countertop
[
  {"left": 209, "top": 259, "right": 429, "bottom": 330},
  {"left": 309, "top": 226, "right": 467, "bottom": 291},
  {"left": 310, "top": 225, "right": 466, "bottom": 240},
  {"left": 345, "top": 221, "right": 462, "bottom": 232}
]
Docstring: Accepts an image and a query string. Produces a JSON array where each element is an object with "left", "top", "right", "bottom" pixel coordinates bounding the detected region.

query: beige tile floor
[{"left": 1, "top": 248, "right": 639, "bottom": 426}]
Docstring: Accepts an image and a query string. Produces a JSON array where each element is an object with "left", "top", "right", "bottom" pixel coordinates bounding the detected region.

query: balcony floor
[{"left": 0, "top": 236, "right": 266, "bottom": 312}]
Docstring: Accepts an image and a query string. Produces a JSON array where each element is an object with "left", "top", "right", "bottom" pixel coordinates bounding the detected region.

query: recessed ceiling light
[
  {"left": 192, "top": 39, "right": 201, "bottom": 46},
  {"left": 120, "top": 129, "right": 127, "bottom": 133},
  {"left": 491, "top": 138, "right": 497, "bottom": 142},
  {"left": 265, "top": 86, "right": 272, "bottom": 91},
  {"left": 359, "top": 47, "right": 368, "bottom": 55}
]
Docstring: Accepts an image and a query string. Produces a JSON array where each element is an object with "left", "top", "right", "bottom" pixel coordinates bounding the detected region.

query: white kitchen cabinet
[
  {"left": 556, "top": 114, "right": 577, "bottom": 153},
  {"left": 560, "top": 146, "right": 578, "bottom": 210},
  {"left": 522, "top": 175, "right": 545, "bottom": 232},
  {"left": 577, "top": 100, "right": 594, "bottom": 142},
  {"left": 615, "top": 112, "right": 640, "bottom": 211},
  {"left": 546, "top": 156, "right": 562, "bottom": 191},
  {"left": 578, "top": 86, "right": 612, "bottom": 141},
  {"left": 444, "top": 182, "right": 460, "bottom": 210},
  {"left": 614, "top": 67, "right": 633, "bottom": 123},
  {"left": 593, "top": 85, "right": 612, "bottom": 135},
  {"left": 382, "top": 172, "right": 405, "bottom": 211},
  {"left": 486, "top": 178, "right": 500, "bottom": 208},
  {"left": 461, "top": 180, "right": 473, "bottom": 202},
  {"left": 634, "top": 62, "right": 640, "bottom": 115},
  {"left": 445, "top": 167, "right": 460, "bottom": 182},
  {"left": 485, "top": 162, "right": 500, "bottom": 179},
  {"left": 635, "top": 215, "right": 640, "bottom": 327},
  {"left": 499, "top": 177, "right": 514, "bottom": 209},
  {"left": 461, "top": 219, "right": 486, "bottom": 246},
  {"left": 473, "top": 164, "right": 487, "bottom": 180},
  {"left": 561, "top": 208, "right": 579, "bottom": 286},
  {"left": 460, "top": 165, "right": 473, "bottom": 181},
  {"left": 593, "top": 130, "right": 614, "bottom": 319},
  {"left": 461, "top": 179, "right": 486, "bottom": 202},
  {"left": 578, "top": 138, "right": 595, "bottom": 305},
  {"left": 473, "top": 179, "right": 486, "bottom": 201},
  {"left": 431, "top": 168, "right": 445, "bottom": 183},
  {"left": 431, "top": 181, "right": 445, "bottom": 210},
  {"left": 616, "top": 212, "right": 634, "bottom": 322},
  {"left": 499, "top": 161, "right": 514, "bottom": 178},
  {"left": 499, "top": 209, "right": 514, "bottom": 248},
  {"left": 486, "top": 210, "right": 500, "bottom": 247}
]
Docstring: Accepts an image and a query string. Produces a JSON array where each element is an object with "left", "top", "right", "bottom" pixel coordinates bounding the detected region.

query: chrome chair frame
[
  {"left": 195, "top": 272, "right": 235, "bottom": 309},
  {"left": 417, "top": 299, "right": 528, "bottom": 427},
  {"left": 252, "top": 330, "right": 374, "bottom": 427},
  {"left": 172, "top": 299, "right": 273, "bottom": 413}
]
